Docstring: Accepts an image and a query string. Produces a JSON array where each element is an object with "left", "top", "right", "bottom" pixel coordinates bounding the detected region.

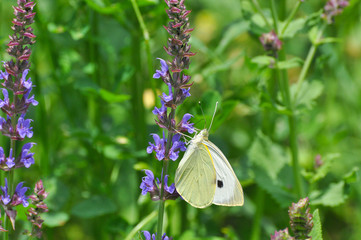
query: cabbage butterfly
[{"left": 174, "top": 103, "right": 244, "bottom": 208}]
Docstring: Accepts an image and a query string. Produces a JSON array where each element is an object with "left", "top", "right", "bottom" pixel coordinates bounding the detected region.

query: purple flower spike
[
  {"left": 162, "top": 83, "right": 173, "bottom": 103},
  {"left": 12, "top": 182, "right": 29, "bottom": 207},
  {"left": 142, "top": 231, "right": 172, "bottom": 240},
  {"left": 169, "top": 134, "right": 186, "bottom": 161},
  {"left": 0, "top": 89, "right": 10, "bottom": 108},
  {"left": 152, "top": 100, "right": 167, "bottom": 119},
  {"left": 140, "top": 170, "right": 157, "bottom": 195},
  {"left": 6, "top": 148, "right": 15, "bottom": 169},
  {"left": 147, "top": 133, "right": 166, "bottom": 160},
  {"left": 0, "top": 69, "right": 9, "bottom": 81},
  {"left": 179, "top": 113, "right": 194, "bottom": 133},
  {"left": 17, "top": 116, "right": 33, "bottom": 139},
  {"left": 1, "top": 178, "right": 11, "bottom": 205},
  {"left": 153, "top": 58, "right": 169, "bottom": 79},
  {"left": 24, "top": 88, "right": 38, "bottom": 106},
  {"left": 163, "top": 175, "right": 175, "bottom": 194},
  {"left": 20, "top": 69, "right": 33, "bottom": 89},
  {"left": 19, "top": 142, "right": 36, "bottom": 168}
]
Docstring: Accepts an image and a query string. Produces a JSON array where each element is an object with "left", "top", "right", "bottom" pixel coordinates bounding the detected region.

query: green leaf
[
  {"left": 251, "top": 55, "right": 275, "bottom": 68},
  {"left": 44, "top": 178, "right": 70, "bottom": 211},
  {"left": 215, "top": 21, "right": 250, "bottom": 55},
  {"left": 250, "top": 14, "right": 270, "bottom": 35},
  {"left": 308, "top": 26, "right": 319, "bottom": 45},
  {"left": 249, "top": 132, "right": 296, "bottom": 207},
  {"left": 70, "top": 25, "right": 90, "bottom": 41},
  {"left": 318, "top": 37, "right": 341, "bottom": 45},
  {"left": 343, "top": 167, "right": 359, "bottom": 184},
  {"left": 252, "top": 165, "right": 297, "bottom": 208},
  {"left": 310, "top": 209, "right": 323, "bottom": 240},
  {"left": 303, "top": 153, "right": 340, "bottom": 183},
  {"left": 212, "top": 100, "right": 239, "bottom": 131},
  {"left": 249, "top": 131, "right": 289, "bottom": 180},
  {"left": 137, "top": 0, "right": 159, "bottom": 7},
  {"left": 292, "top": 80, "right": 324, "bottom": 112},
  {"left": 84, "top": 0, "right": 122, "bottom": 14},
  {"left": 280, "top": 18, "right": 306, "bottom": 39},
  {"left": 71, "top": 195, "right": 117, "bottom": 218},
  {"left": 278, "top": 57, "right": 303, "bottom": 69},
  {"left": 202, "top": 51, "right": 245, "bottom": 77},
  {"left": 311, "top": 181, "right": 346, "bottom": 207},
  {"left": 99, "top": 89, "right": 131, "bottom": 103},
  {"left": 43, "top": 212, "right": 70, "bottom": 227}
]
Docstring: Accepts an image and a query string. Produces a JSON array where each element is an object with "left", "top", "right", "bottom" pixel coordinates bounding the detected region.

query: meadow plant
[
  {"left": 140, "top": 0, "right": 194, "bottom": 239},
  {"left": 0, "top": 0, "right": 48, "bottom": 238},
  {"left": 248, "top": 0, "right": 350, "bottom": 239},
  {"left": 271, "top": 198, "right": 314, "bottom": 240}
]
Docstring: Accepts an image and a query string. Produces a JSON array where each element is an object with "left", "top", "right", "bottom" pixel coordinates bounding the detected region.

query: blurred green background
[{"left": 1, "top": 0, "right": 361, "bottom": 239}]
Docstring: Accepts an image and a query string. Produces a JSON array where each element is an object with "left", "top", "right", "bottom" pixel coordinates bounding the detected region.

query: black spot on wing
[{"left": 217, "top": 180, "right": 223, "bottom": 188}]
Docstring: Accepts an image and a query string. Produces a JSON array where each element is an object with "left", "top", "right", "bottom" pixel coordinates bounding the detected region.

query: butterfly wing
[
  {"left": 204, "top": 140, "right": 244, "bottom": 206},
  {"left": 175, "top": 141, "right": 217, "bottom": 208}
]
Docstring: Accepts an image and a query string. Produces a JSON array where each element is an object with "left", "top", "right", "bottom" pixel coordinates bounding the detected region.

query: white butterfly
[{"left": 174, "top": 104, "right": 244, "bottom": 208}]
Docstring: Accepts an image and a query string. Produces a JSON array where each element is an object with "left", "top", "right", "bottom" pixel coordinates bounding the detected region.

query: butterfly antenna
[
  {"left": 208, "top": 101, "right": 218, "bottom": 132},
  {"left": 199, "top": 101, "right": 207, "bottom": 129}
]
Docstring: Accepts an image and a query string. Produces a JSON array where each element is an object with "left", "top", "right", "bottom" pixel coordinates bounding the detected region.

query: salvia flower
[
  {"left": 153, "top": 58, "right": 170, "bottom": 81},
  {"left": 142, "top": 230, "right": 173, "bottom": 240},
  {"left": 322, "top": 0, "right": 349, "bottom": 24},
  {"left": 18, "top": 142, "right": 36, "bottom": 168},
  {"left": 147, "top": 133, "right": 166, "bottom": 160},
  {"left": 178, "top": 113, "right": 195, "bottom": 133},
  {"left": 260, "top": 30, "right": 283, "bottom": 54},
  {"left": 168, "top": 134, "right": 186, "bottom": 161},
  {"left": 16, "top": 116, "right": 33, "bottom": 139},
  {"left": 140, "top": 170, "right": 157, "bottom": 196},
  {"left": 1, "top": 178, "right": 11, "bottom": 205},
  {"left": 5, "top": 149, "right": 15, "bottom": 169},
  {"left": 12, "top": 182, "right": 29, "bottom": 207},
  {"left": 288, "top": 197, "right": 313, "bottom": 239},
  {"left": 271, "top": 228, "right": 294, "bottom": 240},
  {"left": 140, "top": 170, "right": 179, "bottom": 201}
]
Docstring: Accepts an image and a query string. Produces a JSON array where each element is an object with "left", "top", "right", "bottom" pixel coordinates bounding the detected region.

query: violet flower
[
  {"left": 140, "top": 170, "right": 157, "bottom": 196},
  {"left": 0, "top": 0, "right": 48, "bottom": 235},
  {"left": 143, "top": 230, "right": 172, "bottom": 240},
  {"left": 140, "top": 170, "right": 179, "bottom": 201},
  {"left": 1, "top": 178, "right": 11, "bottom": 205},
  {"left": 153, "top": 58, "right": 169, "bottom": 79},
  {"left": 142, "top": 0, "right": 194, "bottom": 238}
]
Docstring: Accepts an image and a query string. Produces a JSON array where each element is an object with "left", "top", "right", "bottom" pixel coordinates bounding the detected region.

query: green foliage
[
  {"left": 310, "top": 209, "right": 323, "bottom": 240},
  {"left": 0, "top": 0, "right": 360, "bottom": 239}
]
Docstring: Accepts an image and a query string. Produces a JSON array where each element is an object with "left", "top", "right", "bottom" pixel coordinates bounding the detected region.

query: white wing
[
  {"left": 175, "top": 141, "right": 217, "bottom": 208},
  {"left": 204, "top": 140, "right": 244, "bottom": 206}
]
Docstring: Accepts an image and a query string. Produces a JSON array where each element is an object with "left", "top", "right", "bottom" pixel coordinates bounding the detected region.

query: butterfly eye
[{"left": 217, "top": 180, "right": 223, "bottom": 188}]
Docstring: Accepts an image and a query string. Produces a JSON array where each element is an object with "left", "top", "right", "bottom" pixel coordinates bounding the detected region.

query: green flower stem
[
  {"left": 280, "top": 1, "right": 302, "bottom": 36},
  {"left": 125, "top": 209, "right": 158, "bottom": 240},
  {"left": 130, "top": 0, "right": 157, "bottom": 102},
  {"left": 156, "top": 107, "right": 176, "bottom": 240},
  {"left": 249, "top": 0, "right": 272, "bottom": 29},
  {"left": 250, "top": 188, "right": 265, "bottom": 240},
  {"left": 271, "top": 0, "right": 303, "bottom": 198},
  {"left": 293, "top": 24, "right": 327, "bottom": 102},
  {"left": 270, "top": 0, "right": 279, "bottom": 33}
]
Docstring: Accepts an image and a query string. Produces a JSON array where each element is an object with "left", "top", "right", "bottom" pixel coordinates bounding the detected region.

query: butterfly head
[{"left": 199, "top": 129, "right": 209, "bottom": 139}]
